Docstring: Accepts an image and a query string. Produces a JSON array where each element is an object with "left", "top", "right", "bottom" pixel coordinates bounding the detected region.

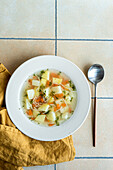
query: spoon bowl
[{"left": 88, "top": 64, "right": 104, "bottom": 85}]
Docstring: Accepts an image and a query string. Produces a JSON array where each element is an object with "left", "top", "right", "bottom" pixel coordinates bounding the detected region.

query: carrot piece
[
  {"left": 55, "top": 93, "right": 64, "bottom": 98},
  {"left": 48, "top": 123, "right": 54, "bottom": 127},
  {"left": 69, "top": 107, "right": 72, "bottom": 113},
  {"left": 61, "top": 103, "right": 66, "bottom": 107},
  {"left": 40, "top": 97, "right": 44, "bottom": 102},
  {"left": 54, "top": 107, "right": 57, "bottom": 111},
  {"left": 27, "top": 109, "right": 33, "bottom": 116},
  {"left": 31, "top": 117, "right": 35, "bottom": 120},
  {"left": 50, "top": 73, "right": 59, "bottom": 79},
  {"left": 46, "top": 80, "right": 50, "bottom": 87},
  {"left": 48, "top": 102, "right": 54, "bottom": 105},
  {"left": 56, "top": 104, "right": 60, "bottom": 109},
  {"left": 52, "top": 84, "right": 59, "bottom": 87},
  {"left": 32, "top": 104, "right": 36, "bottom": 108},
  {"left": 62, "top": 80, "right": 69, "bottom": 85},
  {"left": 28, "top": 79, "right": 32, "bottom": 85},
  {"left": 45, "top": 117, "right": 50, "bottom": 122}
]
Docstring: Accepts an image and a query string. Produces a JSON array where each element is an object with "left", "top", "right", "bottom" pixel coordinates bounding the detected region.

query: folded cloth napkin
[{"left": 0, "top": 64, "right": 75, "bottom": 170}]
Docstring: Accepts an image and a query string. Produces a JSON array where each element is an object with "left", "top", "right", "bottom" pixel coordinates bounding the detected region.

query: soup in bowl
[{"left": 21, "top": 69, "right": 77, "bottom": 127}]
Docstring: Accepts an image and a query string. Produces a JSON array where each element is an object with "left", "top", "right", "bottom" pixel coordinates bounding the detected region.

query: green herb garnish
[
  {"left": 50, "top": 91, "right": 55, "bottom": 96},
  {"left": 58, "top": 71, "right": 61, "bottom": 75},
  {"left": 70, "top": 97, "right": 73, "bottom": 102},
  {"left": 40, "top": 70, "right": 45, "bottom": 74}
]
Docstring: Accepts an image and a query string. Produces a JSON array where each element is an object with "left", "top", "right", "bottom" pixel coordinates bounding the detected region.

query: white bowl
[{"left": 5, "top": 55, "right": 91, "bottom": 141}]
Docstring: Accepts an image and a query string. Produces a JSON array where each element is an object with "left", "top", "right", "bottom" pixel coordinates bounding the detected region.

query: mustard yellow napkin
[{"left": 0, "top": 64, "right": 75, "bottom": 170}]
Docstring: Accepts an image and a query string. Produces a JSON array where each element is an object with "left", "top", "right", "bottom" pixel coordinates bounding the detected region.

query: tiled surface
[
  {"left": 57, "top": 160, "right": 113, "bottom": 170},
  {"left": 58, "top": 0, "right": 113, "bottom": 39},
  {"left": 24, "top": 165, "right": 54, "bottom": 170},
  {"left": 0, "top": 40, "right": 55, "bottom": 74},
  {"left": 58, "top": 41, "right": 113, "bottom": 97},
  {"left": 0, "top": 0, "right": 113, "bottom": 170},
  {"left": 72, "top": 100, "right": 113, "bottom": 156},
  {"left": 0, "top": 0, "right": 54, "bottom": 38}
]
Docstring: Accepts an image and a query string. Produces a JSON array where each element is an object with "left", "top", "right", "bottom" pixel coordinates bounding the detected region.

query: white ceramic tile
[
  {"left": 24, "top": 165, "right": 54, "bottom": 170},
  {"left": 57, "top": 159, "right": 113, "bottom": 170},
  {"left": 0, "top": 0, "right": 54, "bottom": 38},
  {"left": 0, "top": 40, "right": 55, "bottom": 73},
  {"left": 72, "top": 99, "right": 113, "bottom": 156},
  {"left": 58, "top": 0, "right": 113, "bottom": 39},
  {"left": 58, "top": 41, "right": 113, "bottom": 97}
]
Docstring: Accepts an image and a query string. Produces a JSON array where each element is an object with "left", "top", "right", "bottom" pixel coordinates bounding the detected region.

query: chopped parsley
[
  {"left": 45, "top": 110, "right": 50, "bottom": 114},
  {"left": 50, "top": 91, "right": 55, "bottom": 96},
  {"left": 70, "top": 97, "right": 73, "bottom": 102},
  {"left": 69, "top": 80, "right": 76, "bottom": 91},
  {"left": 40, "top": 70, "right": 45, "bottom": 74},
  {"left": 58, "top": 71, "right": 61, "bottom": 75}
]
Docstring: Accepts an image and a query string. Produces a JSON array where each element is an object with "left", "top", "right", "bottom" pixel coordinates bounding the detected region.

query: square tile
[
  {"left": 0, "top": 40, "right": 55, "bottom": 73},
  {"left": 58, "top": 41, "right": 113, "bottom": 97},
  {"left": 24, "top": 165, "right": 54, "bottom": 170},
  {"left": 0, "top": 0, "right": 54, "bottom": 38},
  {"left": 72, "top": 99, "right": 113, "bottom": 156},
  {"left": 58, "top": 0, "right": 113, "bottom": 39},
  {"left": 56, "top": 159, "right": 113, "bottom": 170}
]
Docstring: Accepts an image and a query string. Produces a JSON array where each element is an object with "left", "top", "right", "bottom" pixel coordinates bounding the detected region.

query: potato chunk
[
  {"left": 35, "top": 115, "right": 46, "bottom": 123},
  {"left": 38, "top": 104, "right": 49, "bottom": 112},
  {"left": 47, "top": 111, "right": 56, "bottom": 121},
  {"left": 53, "top": 78, "right": 62, "bottom": 84},
  {"left": 27, "top": 89, "right": 34, "bottom": 100}
]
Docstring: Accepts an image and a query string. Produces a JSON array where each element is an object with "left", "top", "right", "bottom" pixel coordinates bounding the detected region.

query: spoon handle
[{"left": 93, "top": 84, "right": 97, "bottom": 147}]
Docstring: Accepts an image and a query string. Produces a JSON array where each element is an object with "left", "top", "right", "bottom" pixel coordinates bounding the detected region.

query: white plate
[{"left": 5, "top": 55, "right": 91, "bottom": 141}]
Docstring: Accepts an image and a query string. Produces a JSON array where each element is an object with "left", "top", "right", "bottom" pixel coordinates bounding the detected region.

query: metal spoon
[{"left": 88, "top": 64, "right": 104, "bottom": 147}]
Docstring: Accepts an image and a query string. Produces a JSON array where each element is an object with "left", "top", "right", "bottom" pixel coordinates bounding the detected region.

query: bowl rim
[{"left": 5, "top": 55, "right": 91, "bottom": 141}]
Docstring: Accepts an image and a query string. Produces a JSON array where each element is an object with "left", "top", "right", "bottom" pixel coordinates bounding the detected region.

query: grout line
[
  {"left": 55, "top": 0, "right": 57, "bottom": 56},
  {"left": 57, "top": 38, "right": 113, "bottom": 41},
  {"left": 75, "top": 157, "right": 113, "bottom": 159},
  {"left": 1, "top": 37, "right": 113, "bottom": 42},
  {"left": 54, "top": 164, "right": 56, "bottom": 170},
  {"left": 0, "top": 37, "right": 55, "bottom": 40},
  {"left": 91, "top": 97, "right": 113, "bottom": 99}
]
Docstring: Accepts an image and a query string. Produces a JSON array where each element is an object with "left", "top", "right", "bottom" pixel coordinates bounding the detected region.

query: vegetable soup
[{"left": 21, "top": 69, "right": 77, "bottom": 126}]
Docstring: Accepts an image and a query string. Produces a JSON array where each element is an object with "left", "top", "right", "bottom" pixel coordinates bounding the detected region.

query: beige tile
[
  {"left": 24, "top": 165, "right": 54, "bottom": 170},
  {"left": 72, "top": 99, "right": 113, "bottom": 156},
  {"left": 57, "top": 159, "right": 113, "bottom": 170},
  {"left": 0, "top": 40, "right": 55, "bottom": 74},
  {"left": 58, "top": 0, "right": 113, "bottom": 39},
  {"left": 0, "top": 0, "right": 54, "bottom": 38},
  {"left": 58, "top": 41, "right": 113, "bottom": 97}
]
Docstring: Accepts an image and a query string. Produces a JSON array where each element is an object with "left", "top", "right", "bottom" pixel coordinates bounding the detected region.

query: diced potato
[
  {"left": 47, "top": 111, "right": 56, "bottom": 121},
  {"left": 26, "top": 99, "right": 32, "bottom": 109},
  {"left": 27, "top": 89, "right": 34, "bottom": 100},
  {"left": 38, "top": 104, "right": 49, "bottom": 112},
  {"left": 60, "top": 106, "right": 69, "bottom": 114},
  {"left": 35, "top": 115, "right": 46, "bottom": 123},
  {"left": 65, "top": 95, "right": 71, "bottom": 104},
  {"left": 43, "top": 87, "right": 50, "bottom": 98},
  {"left": 55, "top": 99, "right": 64, "bottom": 105},
  {"left": 53, "top": 78, "right": 62, "bottom": 84},
  {"left": 69, "top": 91, "right": 77, "bottom": 98},
  {"left": 62, "top": 112, "right": 68, "bottom": 119},
  {"left": 42, "top": 70, "right": 50, "bottom": 80},
  {"left": 40, "top": 78, "right": 47, "bottom": 86},
  {"left": 32, "top": 80, "right": 40, "bottom": 86},
  {"left": 34, "top": 87, "right": 40, "bottom": 97},
  {"left": 33, "top": 109, "right": 40, "bottom": 117},
  {"left": 65, "top": 83, "right": 72, "bottom": 91},
  {"left": 51, "top": 86, "right": 62, "bottom": 94},
  {"left": 48, "top": 97, "right": 54, "bottom": 103}
]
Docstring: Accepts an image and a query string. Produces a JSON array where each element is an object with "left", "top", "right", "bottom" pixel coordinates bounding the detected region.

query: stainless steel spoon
[{"left": 88, "top": 64, "right": 104, "bottom": 147}]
